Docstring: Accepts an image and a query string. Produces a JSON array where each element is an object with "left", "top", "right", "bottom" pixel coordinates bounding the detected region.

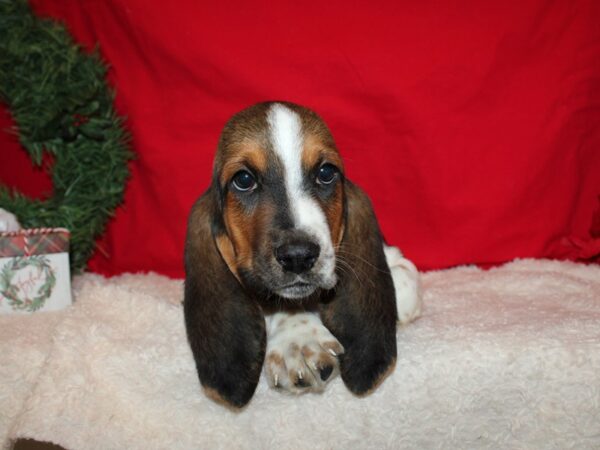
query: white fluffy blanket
[{"left": 2, "top": 259, "right": 599, "bottom": 449}]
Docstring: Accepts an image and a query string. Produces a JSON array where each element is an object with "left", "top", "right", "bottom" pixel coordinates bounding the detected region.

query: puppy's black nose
[{"left": 275, "top": 241, "right": 320, "bottom": 274}]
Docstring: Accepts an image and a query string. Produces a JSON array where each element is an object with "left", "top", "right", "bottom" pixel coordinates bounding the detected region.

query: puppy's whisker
[
  {"left": 336, "top": 254, "right": 377, "bottom": 289},
  {"left": 335, "top": 256, "right": 363, "bottom": 287},
  {"left": 335, "top": 247, "right": 392, "bottom": 275},
  {"left": 333, "top": 257, "right": 351, "bottom": 277},
  {"left": 333, "top": 262, "right": 353, "bottom": 282}
]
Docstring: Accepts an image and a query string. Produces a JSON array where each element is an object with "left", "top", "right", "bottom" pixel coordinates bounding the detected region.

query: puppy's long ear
[
  {"left": 184, "top": 188, "right": 266, "bottom": 408},
  {"left": 319, "top": 181, "right": 398, "bottom": 395}
]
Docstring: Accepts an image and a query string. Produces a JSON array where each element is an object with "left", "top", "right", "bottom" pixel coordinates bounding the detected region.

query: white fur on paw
[
  {"left": 264, "top": 312, "right": 344, "bottom": 394},
  {"left": 0, "top": 208, "right": 21, "bottom": 233},
  {"left": 384, "top": 245, "right": 422, "bottom": 325}
]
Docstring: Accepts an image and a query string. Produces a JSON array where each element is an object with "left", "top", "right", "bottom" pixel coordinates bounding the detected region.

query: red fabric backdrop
[{"left": 1, "top": 0, "right": 599, "bottom": 277}]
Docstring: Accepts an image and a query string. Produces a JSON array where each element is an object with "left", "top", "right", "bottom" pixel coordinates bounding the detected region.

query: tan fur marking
[
  {"left": 223, "top": 196, "right": 253, "bottom": 270},
  {"left": 325, "top": 184, "right": 345, "bottom": 248},
  {"left": 222, "top": 191, "right": 275, "bottom": 275},
  {"left": 336, "top": 222, "right": 345, "bottom": 247},
  {"left": 215, "top": 234, "right": 241, "bottom": 282},
  {"left": 266, "top": 352, "right": 285, "bottom": 368},
  {"left": 219, "top": 142, "right": 268, "bottom": 187},
  {"left": 204, "top": 387, "right": 243, "bottom": 411},
  {"left": 356, "top": 358, "right": 397, "bottom": 397},
  {"left": 289, "top": 343, "right": 300, "bottom": 357},
  {"left": 301, "top": 346, "right": 315, "bottom": 359},
  {"left": 302, "top": 134, "right": 344, "bottom": 172}
]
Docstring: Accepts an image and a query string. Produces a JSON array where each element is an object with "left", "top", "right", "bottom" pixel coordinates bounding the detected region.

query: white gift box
[{"left": 0, "top": 228, "right": 73, "bottom": 314}]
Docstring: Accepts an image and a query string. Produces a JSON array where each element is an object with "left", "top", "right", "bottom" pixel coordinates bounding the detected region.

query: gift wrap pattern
[{"left": 0, "top": 228, "right": 72, "bottom": 313}]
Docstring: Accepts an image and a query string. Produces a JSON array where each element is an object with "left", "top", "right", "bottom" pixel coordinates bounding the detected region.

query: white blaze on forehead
[
  {"left": 267, "top": 104, "right": 336, "bottom": 284},
  {"left": 267, "top": 104, "right": 304, "bottom": 194}
]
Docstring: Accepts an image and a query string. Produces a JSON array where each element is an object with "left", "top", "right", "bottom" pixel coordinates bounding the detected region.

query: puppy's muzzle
[{"left": 275, "top": 240, "right": 320, "bottom": 274}]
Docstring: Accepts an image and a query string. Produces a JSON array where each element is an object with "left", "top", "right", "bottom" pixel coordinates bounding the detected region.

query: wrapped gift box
[{"left": 0, "top": 228, "right": 72, "bottom": 313}]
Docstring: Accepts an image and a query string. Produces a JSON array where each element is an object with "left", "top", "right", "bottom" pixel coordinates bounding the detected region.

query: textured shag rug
[{"left": 1, "top": 259, "right": 599, "bottom": 449}]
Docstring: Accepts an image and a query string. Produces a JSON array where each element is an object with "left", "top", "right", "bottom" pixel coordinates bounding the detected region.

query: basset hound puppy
[{"left": 184, "top": 101, "right": 421, "bottom": 408}]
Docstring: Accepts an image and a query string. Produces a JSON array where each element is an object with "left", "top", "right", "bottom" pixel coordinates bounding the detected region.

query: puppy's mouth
[{"left": 275, "top": 281, "right": 317, "bottom": 299}]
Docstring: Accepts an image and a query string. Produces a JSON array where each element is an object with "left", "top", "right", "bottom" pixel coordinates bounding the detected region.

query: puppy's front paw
[{"left": 265, "top": 312, "right": 344, "bottom": 393}]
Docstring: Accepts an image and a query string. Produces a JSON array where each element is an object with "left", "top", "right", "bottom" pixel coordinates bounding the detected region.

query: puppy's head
[{"left": 211, "top": 102, "right": 344, "bottom": 300}]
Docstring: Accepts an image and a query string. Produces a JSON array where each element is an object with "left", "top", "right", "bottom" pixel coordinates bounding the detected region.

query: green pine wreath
[{"left": 0, "top": 0, "right": 132, "bottom": 272}]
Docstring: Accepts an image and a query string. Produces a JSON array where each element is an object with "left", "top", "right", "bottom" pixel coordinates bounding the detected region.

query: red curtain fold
[{"left": 2, "top": 0, "right": 599, "bottom": 277}]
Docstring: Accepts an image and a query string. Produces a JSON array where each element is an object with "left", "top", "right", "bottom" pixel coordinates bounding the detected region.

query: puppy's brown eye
[
  {"left": 316, "top": 163, "right": 337, "bottom": 185},
  {"left": 232, "top": 170, "right": 257, "bottom": 192}
]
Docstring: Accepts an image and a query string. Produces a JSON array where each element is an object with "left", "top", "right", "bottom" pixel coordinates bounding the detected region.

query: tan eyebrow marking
[
  {"left": 302, "top": 133, "right": 344, "bottom": 173},
  {"left": 220, "top": 143, "right": 268, "bottom": 186}
]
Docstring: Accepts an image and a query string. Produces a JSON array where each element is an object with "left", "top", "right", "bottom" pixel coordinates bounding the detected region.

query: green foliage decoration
[{"left": 0, "top": 0, "right": 132, "bottom": 272}]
